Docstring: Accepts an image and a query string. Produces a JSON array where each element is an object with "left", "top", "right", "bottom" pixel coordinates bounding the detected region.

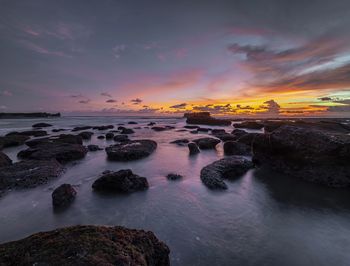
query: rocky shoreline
[{"left": 1, "top": 116, "right": 350, "bottom": 262}]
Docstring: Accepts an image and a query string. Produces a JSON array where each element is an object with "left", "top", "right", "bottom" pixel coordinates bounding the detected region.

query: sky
[{"left": 0, "top": 0, "right": 350, "bottom": 117}]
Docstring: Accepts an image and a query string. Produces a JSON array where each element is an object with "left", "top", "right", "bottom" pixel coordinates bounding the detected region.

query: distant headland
[{"left": 0, "top": 112, "right": 61, "bottom": 119}]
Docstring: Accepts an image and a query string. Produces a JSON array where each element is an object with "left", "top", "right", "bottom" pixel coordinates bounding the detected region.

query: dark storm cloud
[
  {"left": 169, "top": 103, "right": 187, "bottom": 109},
  {"left": 130, "top": 98, "right": 142, "bottom": 105}
]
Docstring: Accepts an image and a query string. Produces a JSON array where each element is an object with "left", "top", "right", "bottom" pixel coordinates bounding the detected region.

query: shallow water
[{"left": 1, "top": 116, "right": 350, "bottom": 266}]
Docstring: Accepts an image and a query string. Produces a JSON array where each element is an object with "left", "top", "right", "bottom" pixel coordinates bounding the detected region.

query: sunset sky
[{"left": 1, "top": 0, "right": 350, "bottom": 117}]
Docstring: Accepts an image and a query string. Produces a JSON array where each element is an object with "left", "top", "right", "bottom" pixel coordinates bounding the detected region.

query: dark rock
[
  {"left": 117, "top": 123, "right": 125, "bottom": 126},
  {"left": 6, "top": 130, "right": 47, "bottom": 137},
  {"left": 72, "top": 126, "right": 92, "bottom": 132},
  {"left": 193, "top": 137, "right": 220, "bottom": 149},
  {"left": 0, "top": 151, "right": 12, "bottom": 167},
  {"left": 231, "top": 129, "right": 247, "bottom": 138},
  {"left": 113, "top": 134, "right": 129, "bottom": 142},
  {"left": 87, "top": 145, "right": 103, "bottom": 151},
  {"left": 93, "top": 125, "right": 114, "bottom": 130},
  {"left": 165, "top": 125, "right": 175, "bottom": 130},
  {"left": 148, "top": 122, "right": 156, "bottom": 126},
  {"left": 151, "top": 126, "right": 168, "bottom": 131},
  {"left": 234, "top": 121, "right": 264, "bottom": 130},
  {"left": 97, "top": 135, "right": 105, "bottom": 139},
  {"left": 0, "top": 225, "right": 170, "bottom": 266},
  {"left": 32, "top": 122, "right": 52, "bottom": 128},
  {"left": 197, "top": 127, "right": 210, "bottom": 132},
  {"left": 92, "top": 169, "right": 148, "bottom": 192},
  {"left": 200, "top": 156, "right": 253, "bottom": 189},
  {"left": 236, "top": 133, "right": 262, "bottom": 146},
  {"left": 0, "top": 134, "right": 29, "bottom": 150},
  {"left": 184, "top": 125, "right": 200, "bottom": 129},
  {"left": 105, "top": 132, "right": 114, "bottom": 139},
  {"left": 252, "top": 125, "right": 350, "bottom": 187},
  {"left": 166, "top": 173, "right": 183, "bottom": 180},
  {"left": 106, "top": 140, "right": 157, "bottom": 161},
  {"left": 78, "top": 131, "right": 94, "bottom": 140},
  {"left": 52, "top": 184, "right": 77, "bottom": 208},
  {"left": 128, "top": 121, "right": 138, "bottom": 124},
  {"left": 190, "top": 130, "right": 198, "bottom": 134},
  {"left": 120, "top": 128, "right": 135, "bottom": 134},
  {"left": 188, "top": 142, "right": 200, "bottom": 155},
  {"left": 211, "top": 129, "right": 226, "bottom": 134},
  {"left": 185, "top": 112, "right": 231, "bottom": 126},
  {"left": 224, "top": 141, "right": 251, "bottom": 155},
  {"left": 0, "top": 160, "right": 63, "bottom": 193},
  {"left": 170, "top": 139, "right": 189, "bottom": 145},
  {"left": 176, "top": 129, "right": 187, "bottom": 132},
  {"left": 52, "top": 128, "right": 67, "bottom": 133},
  {"left": 213, "top": 133, "right": 237, "bottom": 142},
  {"left": 18, "top": 142, "right": 87, "bottom": 163}
]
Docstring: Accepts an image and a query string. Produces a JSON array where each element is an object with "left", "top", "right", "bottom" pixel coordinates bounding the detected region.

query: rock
[
  {"left": 87, "top": 145, "right": 103, "bottom": 151},
  {"left": 236, "top": 133, "right": 262, "bottom": 146},
  {"left": 0, "top": 225, "right": 170, "bottom": 266},
  {"left": 105, "top": 132, "right": 114, "bottom": 139},
  {"left": 106, "top": 140, "right": 157, "bottom": 161},
  {"left": 252, "top": 125, "right": 350, "bottom": 187},
  {"left": 151, "top": 126, "right": 168, "bottom": 131},
  {"left": 185, "top": 112, "right": 231, "bottom": 126},
  {"left": 148, "top": 122, "right": 156, "bottom": 126},
  {"left": 6, "top": 130, "right": 47, "bottom": 137},
  {"left": 0, "top": 134, "right": 29, "bottom": 150},
  {"left": 193, "top": 137, "right": 220, "bottom": 149},
  {"left": 128, "top": 121, "right": 138, "bottom": 124},
  {"left": 190, "top": 130, "right": 198, "bottom": 134},
  {"left": 200, "top": 156, "right": 253, "bottom": 189},
  {"left": 120, "top": 128, "right": 135, "bottom": 134},
  {"left": 0, "top": 160, "right": 63, "bottom": 193},
  {"left": 97, "top": 135, "right": 105, "bottom": 139},
  {"left": 72, "top": 126, "right": 92, "bottom": 132},
  {"left": 170, "top": 139, "right": 189, "bottom": 145},
  {"left": 18, "top": 142, "right": 87, "bottom": 163},
  {"left": 213, "top": 133, "right": 237, "bottom": 142},
  {"left": 224, "top": 141, "right": 251, "bottom": 155},
  {"left": 52, "top": 128, "right": 67, "bottom": 133},
  {"left": 234, "top": 121, "right": 264, "bottom": 130},
  {"left": 92, "top": 169, "right": 148, "bottom": 192},
  {"left": 32, "top": 122, "right": 52, "bottom": 128},
  {"left": 93, "top": 125, "right": 114, "bottom": 130},
  {"left": 231, "top": 129, "right": 247, "bottom": 138},
  {"left": 197, "top": 127, "right": 210, "bottom": 132},
  {"left": 113, "top": 134, "right": 129, "bottom": 142},
  {"left": 184, "top": 125, "right": 200, "bottom": 129},
  {"left": 188, "top": 142, "right": 200, "bottom": 155},
  {"left": 0, "top": 151, "right": 12, "bottom": 167},
  {"left": 52, "top": 184, "right": 77, "bottom": 208},
  {"left": 78, "top": 131, "right": 94, "bottom": 140},
  {"left": 211, "top": 129, "right": 226, "bottom": 134},
  {"left": 25, "top": 134, "right": 83, "bottom": 147},
  {"left": 166, "top": 173, "right": 183, "bottom": 180}
]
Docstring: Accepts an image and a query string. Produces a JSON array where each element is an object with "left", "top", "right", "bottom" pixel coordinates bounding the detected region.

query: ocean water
[{"left": 1, "top": 116, "right": 350, "bottom": 266}]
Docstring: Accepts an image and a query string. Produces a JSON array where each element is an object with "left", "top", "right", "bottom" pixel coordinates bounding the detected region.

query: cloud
[
  {"left": 78, "top": 99, "right": 90, "bottom": 104},
  {"left": 0, "top": 90, "right": 12, "bottom": 96},
  {"left": 113, "top": 45, "right": 126, "bottom": 59},
  {"left": 260, "top": 100, "right": 280, "bottom": 114},
  {"left": 130, "top": 98, "right": 142, "bottom": 105},
  {"left": 101, "top": 92, "right": 112, "bottom": 98},
  {"left": 69, "top": 94, "right": 83, "bottom": 98},
  {"left": 170, "top": 103, "right": 187, "bottom": 109},
  {"left": 319, "top": 97, "right": 333, "bottom": 101},
  {"left": 0, "top": 105, "right": 7, "bottom": 109},
  {"left": 106, "top": 99, "right": 117, "bottom": 103},
  {"left": 19, "top": 40, "right": 71, "bottom": 57}
]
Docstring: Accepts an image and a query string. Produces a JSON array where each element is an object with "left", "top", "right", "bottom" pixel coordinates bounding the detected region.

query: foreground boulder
[
  {"left": 78, "top": 131, "right": 94, "bottom": 140},
  {"left": 113, "top": 134, "right": 129, "bottom": 142},
  {"left": 92, "top": 169, "right": 149, "bottom": 192},
  {"left": 0, "top": 159, "right": 63, "bottom": 194},
  {"left": 234, "top": 121, "right": 264, "bottom": 130},
  {"left": 193, "top": 137, "right": 220, "bottom": 149},
  {"left": 18, "top": 142, "right": 87, "bottom": 163},
  {"left": 0, "top": 225, "right": 170, "bottom": 266},
  {"left": 87, "top": 144, "right": 103, "bottom": 151},
  {"left": 188, "top": 142, "right": 200, "bottom": 155},
  {"left": 252, "top": 125, "right": 350, "bottom": 187},
  {"left": 106, "top": 140, "right": 157, "bottom": 161},
  {"left": 224, "top": 141, "right": 251, "bottom": 155},
  {"left": 52, "top": 184, "right": 77, "bottom": 208},
  {"left": 0, "top": 151, "right": 12, "bottom": 167},
  {"left": 200, "top": 156, "right": 253, "bottom": 189},
  {"left": 185, "top": 112, "right": 231, "bottom": 126},
  {"left": 0, "top": 134, "right": 29, "bottom": 150}
]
